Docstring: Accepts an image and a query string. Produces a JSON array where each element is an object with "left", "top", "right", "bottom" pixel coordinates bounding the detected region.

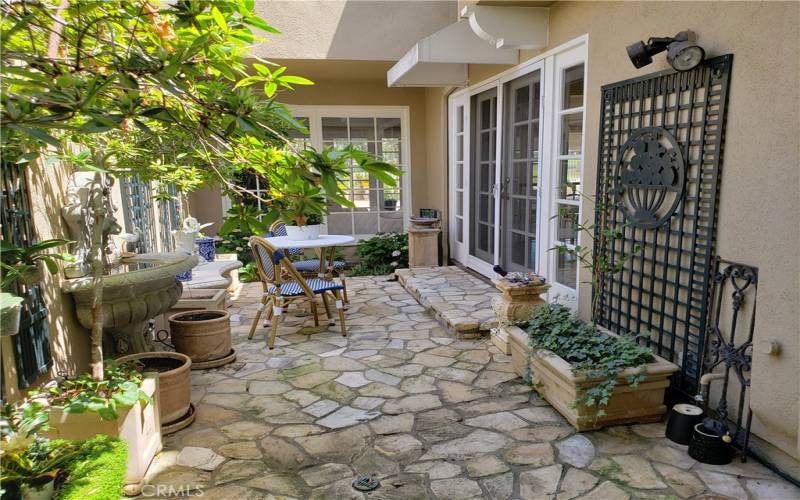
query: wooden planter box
[
  {"left": 504, "top": 325, "right": 678, "bottom": 431},
  {"left": 43, "top": 374, "right": 162, "bottom": 495}
]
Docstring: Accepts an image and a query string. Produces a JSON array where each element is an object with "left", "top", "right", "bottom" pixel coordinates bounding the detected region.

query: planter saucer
[
  {"left": 162, "top": 403, "right": 196, "bottom": 435},
  {"left": 190, "top": 349, "right": 237, "bottom": 370}
]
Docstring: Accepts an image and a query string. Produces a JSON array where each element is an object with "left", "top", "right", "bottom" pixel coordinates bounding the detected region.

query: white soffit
[
  {"left": 464, "top": 5, "right": 549, "bottom": 50},
  {"left": 387, "top": 20, "right": 518, "bottom": 87}
]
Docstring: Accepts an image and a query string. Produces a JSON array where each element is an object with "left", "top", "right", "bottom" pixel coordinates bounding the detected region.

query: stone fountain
[{"left": 60, "top": 173, "right": 196, "bottom": 356}]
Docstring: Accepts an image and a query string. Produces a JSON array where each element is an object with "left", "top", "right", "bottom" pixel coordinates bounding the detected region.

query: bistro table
[{"left": 263, "top": 234, "right": 354, "bottom": 276}]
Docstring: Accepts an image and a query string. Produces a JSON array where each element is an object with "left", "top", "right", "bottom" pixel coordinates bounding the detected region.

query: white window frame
[
  {"left": 448, "top": 35, "right": 587, "bottom": 305},
  {"left": 224, "top": 105, "right": 411, "bottom": 240}
]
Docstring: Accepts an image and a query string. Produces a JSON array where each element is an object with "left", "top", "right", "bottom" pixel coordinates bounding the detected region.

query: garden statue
[{"left": 61, "top": 172, "right": 123, "bottom": 278}]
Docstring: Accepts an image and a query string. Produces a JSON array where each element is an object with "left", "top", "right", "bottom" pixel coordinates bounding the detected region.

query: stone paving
[
  {"left": 143, "top": 276, "right": 799, "bottom": 499},
  {"left": 396, "top": 267, "right": 498, "bottom": 337}
]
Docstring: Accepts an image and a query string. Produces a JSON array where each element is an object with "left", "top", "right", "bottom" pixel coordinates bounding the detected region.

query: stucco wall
[
  {"left": 453, "top": 1, "right": 799, "bottom": 461},
  {"left": 2, "top": 160, "right": 91, "bottom": 401}
]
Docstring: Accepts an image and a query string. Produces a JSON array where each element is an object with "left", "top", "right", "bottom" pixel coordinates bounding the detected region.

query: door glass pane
[
  {"left": 456, "top": 135, "right": 464, "bottom": 162},
  {"left": 512, "top": 199, "right": 525, "bottom": 231},
  {"left": 559, "top": 160, "right": 581, "bottom": 200},
  {"left": 560, "top": 113, "right": 583, "bottom": 156},
  {"left": 512, "top": 162, "right": 526, "bottom": 195},
  {"left": 471, "top": 90, "right": 497, "bottom": 265},
  {"left": 456, "top": 106, "right": 464, "bottom": 133},
  {"left": 556, "top": 252, "right": 578, "bottom": 289},
  {"left": 556, "top": 204, "right": 579, "bottom": 245},
  {"left": 513, "top": 124, "right": 528, "bottom": 159},
  {"left": 511, "top": 232, "right": 525, "bottom": 266},
  {"left": 563, "top": 64, "right": 585, "bottom": 109},
  {"left": 456, "top": 163, "right": 464, "bottom": 189},
  {"left": 514, "top": 85, "right": 529, "bottom": 122}
]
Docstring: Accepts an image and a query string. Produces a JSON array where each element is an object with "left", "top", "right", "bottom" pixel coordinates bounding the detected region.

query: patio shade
[{"left": 387, "top": 20, "right": 518, "bottom": 87}]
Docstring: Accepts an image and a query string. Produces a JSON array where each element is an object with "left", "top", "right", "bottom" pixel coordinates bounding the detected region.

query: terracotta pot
[
  {"left": 117, "top": 352, "right": 191, "bottom": 425},
  {"left": 168, "top": 309, "right": 231, "bottom": 363}
]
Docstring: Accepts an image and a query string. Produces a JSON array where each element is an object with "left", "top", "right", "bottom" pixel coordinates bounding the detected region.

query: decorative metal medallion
[{"left": 614, "top": 126, "right": 685, "bottom": 229}]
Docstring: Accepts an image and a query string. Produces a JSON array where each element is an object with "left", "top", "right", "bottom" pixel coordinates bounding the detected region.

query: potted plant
[
  {"left": 506, "top": 304, "right": 678, "bottom": 431},
  {"left": 1, "top": 401, "right": 81, "bottom": 500},
  {"left": 36, "top": 362, "right": 161, "bottom": 496},
  {"left": 0, "top": 239, "right": 72, "bottom": 288},
  {"left": 1, "top": 292, "right": 24, "bottom": 336}
]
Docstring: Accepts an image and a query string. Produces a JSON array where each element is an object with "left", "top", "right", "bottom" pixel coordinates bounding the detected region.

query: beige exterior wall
[
  {"left": 2, "top": 160, "right": 91, "bottom": 401},
  {"left": 444, "top": 1, "right": 799, "bottom": 463}
]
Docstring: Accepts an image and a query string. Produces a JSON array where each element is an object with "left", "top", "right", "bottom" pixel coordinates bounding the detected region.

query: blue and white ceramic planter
[
  {"left": 176, "top": 269, "right": 193, "bottom": 282},
  {"left": 196, "top": 237, "right": 216, "bottom": 262}
]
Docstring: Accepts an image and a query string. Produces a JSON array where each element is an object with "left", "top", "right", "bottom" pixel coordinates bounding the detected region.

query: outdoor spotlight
[{"left": 626, "top": 30, "right": 705, "bottom": 71}]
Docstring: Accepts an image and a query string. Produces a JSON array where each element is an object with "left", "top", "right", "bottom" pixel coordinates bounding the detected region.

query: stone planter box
[
  {"left": 43, "top": 374, "right": 162, "bottom": 495},
  {"left": 504, "top": 324, "right": 678, "bottom": 431}
]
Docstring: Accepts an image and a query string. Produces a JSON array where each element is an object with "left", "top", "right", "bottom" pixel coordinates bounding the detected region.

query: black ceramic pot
[
  {"left": 688, "top": 423, "right": 734, "bottom": 465},
  {"left": 666, "top": 404, "right": 704, "bottom": 445}
]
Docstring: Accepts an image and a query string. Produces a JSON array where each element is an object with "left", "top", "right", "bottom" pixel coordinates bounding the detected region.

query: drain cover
[{"left": 352, "top": 475, "right": 380, "bottom": 492}]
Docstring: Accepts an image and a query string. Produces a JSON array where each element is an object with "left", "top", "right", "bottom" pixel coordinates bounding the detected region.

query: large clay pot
[
  {"left": 117, "top": 352, "right": 191, "bottom": 425},
  {"left": 168, "top": 310, "right": 231, "bottom": 363}
]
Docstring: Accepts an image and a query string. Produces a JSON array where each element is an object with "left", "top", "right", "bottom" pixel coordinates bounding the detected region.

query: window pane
[
  {"left": 556, "top": 251, "right": 578, "bottom": 289},
  {"left": 511, "top": 232, "right": 525, "bottom": 266},
  {"left": 456, "top": 217, "right": 463, "bottom": 242},
  {"left": 377, "top": 118, "right": 401, "bottom": 139},
  {"left": 512, "top": 162, "right": 527, "bottom": 195},
  {"left": 456, "top": 106, "right": 464, "bottom": 133},
  {"left": 456, "top": 135, "right": 463, "bottom": 162},
  {"left": 511, "top": 199, "right": 525, "bottom": 231},
  {"left": 558, "top": 160, "right": 581, "bottom": 200},
  {"left": 481, "top": 100, "right": 491, "bottom": 129},
  {"left": 563, "top": 64, "right": 584, "bottom": 109},
  {"left": 350, "top": 117, "right": 375, "bottom": 140},
  {"left": 352, "top": 189, "right": 372, "bottom": 211},
  {"left": 560, "top": 113, "right": 583, "bottom": 156},
  {"left": 382, "top": 189, "right": 401, "bottom": 211},
  {"left": 322, "top": 117, "right": 348, "bottom": 139},
  {"left": 456, "top": 163, "right": 463, "bottom": 189}
]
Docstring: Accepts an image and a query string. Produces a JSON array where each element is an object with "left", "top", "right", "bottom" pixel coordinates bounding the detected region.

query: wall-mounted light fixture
[{"left": 626, "top": 30, "right": 705, "bottom": 71}]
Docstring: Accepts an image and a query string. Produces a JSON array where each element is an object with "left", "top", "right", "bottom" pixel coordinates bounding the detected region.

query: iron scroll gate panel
[{"left": 593, "top": 55, "right": 733, "bottom": 396}]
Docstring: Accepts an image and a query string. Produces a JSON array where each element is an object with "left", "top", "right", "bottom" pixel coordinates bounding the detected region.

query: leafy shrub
[
  {"left": 525, "top": 304, "right": 654, "bottom": 417},
  {"left": 216, "top": 229, "right": 253, "bottom": 265},
  {"left": 348, "top": 233, "right": 408, "bottom": 277},
  {"left": 238, "top": 262, "right": 259, "bottom": 283},
  {"left": 57, "top": 436, "right": 127, "bottom": 500}
]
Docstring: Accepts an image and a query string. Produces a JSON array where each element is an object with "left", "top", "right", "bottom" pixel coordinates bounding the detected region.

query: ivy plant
[{"left": 525, "top": 303, "right": 654, "bottom": 418}]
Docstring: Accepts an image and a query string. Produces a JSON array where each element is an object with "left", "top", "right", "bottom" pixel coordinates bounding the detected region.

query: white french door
[{"left": 448, "top": 37, "right": 587, "bottom": 309}]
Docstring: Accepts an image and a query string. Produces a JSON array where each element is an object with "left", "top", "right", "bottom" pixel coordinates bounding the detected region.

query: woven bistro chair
[
  {"left": 248, "top": 236, "right": 346, "bottom": 349},
  {"left": 268, "top": 220, "right": 349, "bottom": 303}
]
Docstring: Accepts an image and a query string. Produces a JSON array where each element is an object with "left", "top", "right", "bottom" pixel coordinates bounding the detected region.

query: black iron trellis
[
  {"left": 1, "top": 164, "right": 53, "bottom": 389},
  {"left": 699, "top": 257, "right": 757, "bottom": 461},
  {"left": 593, "top": 55, "right": 733, "bottom": 396}
]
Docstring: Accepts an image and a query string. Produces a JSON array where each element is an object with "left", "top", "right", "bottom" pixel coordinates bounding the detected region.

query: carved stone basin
[{"left": 62, "top": 253, "right": 198, "bottom": 356}]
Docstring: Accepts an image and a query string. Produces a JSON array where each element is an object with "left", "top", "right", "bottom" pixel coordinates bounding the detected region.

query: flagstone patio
[{"left": 143, "top": 276, "right": 797, "bottom": 499}]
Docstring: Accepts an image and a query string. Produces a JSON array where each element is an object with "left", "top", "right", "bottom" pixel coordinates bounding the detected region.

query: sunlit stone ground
[{"left": 142, "top": 276, "right": 798, "bottom": 499}]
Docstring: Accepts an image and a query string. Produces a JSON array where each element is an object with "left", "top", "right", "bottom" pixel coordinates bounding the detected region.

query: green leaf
[
  {"left": 252, "top": 63, "right": 271, "bottom": 76},
  {"left": 278, "top": 75, "right": 314, "bottom": 86},
  {"left": 6, "top": 124, "right": 61, "bottom": 148},
  {"left": 263, "top": 81, "right": 277, "bottom": 97},
  {"left": 219, "top": 217, "right": 240, "bottom": 237},
  {"left": 210, "top": 6, "right": 228, "bottom": 31}
]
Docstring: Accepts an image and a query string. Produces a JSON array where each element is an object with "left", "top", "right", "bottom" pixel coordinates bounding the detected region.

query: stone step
[{"left": 395, "top": 266, "right": 498, "bottom": 338}]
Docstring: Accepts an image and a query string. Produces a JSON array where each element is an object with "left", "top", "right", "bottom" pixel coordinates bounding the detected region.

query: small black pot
[
  {"left": 666, "top": 403, "right": 704, "bottom": 445},
  {"left": 688, "top": 423, "right": 734, "bottom": 465}
]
